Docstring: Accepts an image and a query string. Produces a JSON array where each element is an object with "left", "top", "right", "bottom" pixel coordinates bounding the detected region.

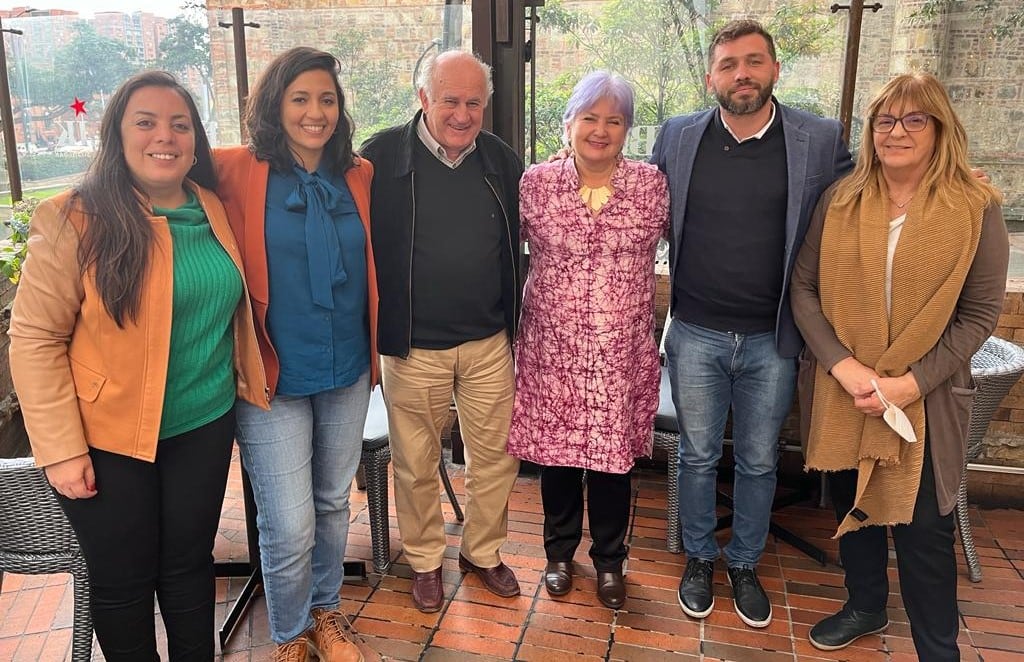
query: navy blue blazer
[{"left": 650, "top": 102, "right": 854, "bottom": 358}]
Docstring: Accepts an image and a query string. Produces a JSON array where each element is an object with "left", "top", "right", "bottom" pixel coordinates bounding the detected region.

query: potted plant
[{"left": 0, "top": 197, "right": 39, "bottom": 458}]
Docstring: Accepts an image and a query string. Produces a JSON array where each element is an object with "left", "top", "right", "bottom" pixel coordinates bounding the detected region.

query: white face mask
[{"left": 871, "top": 379, "right": 918, "bottom": 443}]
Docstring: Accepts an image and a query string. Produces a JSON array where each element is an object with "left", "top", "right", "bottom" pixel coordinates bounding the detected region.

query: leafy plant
[{"left": 0, "top": 198, "right": 41, "bottom": 284}]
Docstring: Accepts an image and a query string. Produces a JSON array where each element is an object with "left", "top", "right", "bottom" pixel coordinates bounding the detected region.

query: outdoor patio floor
[{"left": 2, "top": 447, "right": 1023, "bottom": 661}]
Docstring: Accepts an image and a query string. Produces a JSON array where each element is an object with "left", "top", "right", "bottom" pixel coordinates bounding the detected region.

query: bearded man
[{"left": 650, "top": 19, "right": 853, "bottom": 628}]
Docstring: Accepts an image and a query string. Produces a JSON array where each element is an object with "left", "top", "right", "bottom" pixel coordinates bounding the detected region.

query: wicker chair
[
  {"left": 0, "top": 457, "right": 93, "bottom": 661},
  {"left": 958, "top": 336, "right": 1024, "bottom": 582},
  {"left": 360, "top": 387, "right": 394, "bottom": 574},
  {"left": 653, "top": 367, "right": 682, "bottom": 553},
  {"left": 356, "top": 386, "right": 464, "bottom": 574}
]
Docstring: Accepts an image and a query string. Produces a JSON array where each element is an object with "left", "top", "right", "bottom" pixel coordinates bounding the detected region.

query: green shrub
[
  {"left": 0, "top": 198, "right": 41, "bottom": 284},
  {"left": 1, "top": 153, "right": 93, "bottom": 182}
]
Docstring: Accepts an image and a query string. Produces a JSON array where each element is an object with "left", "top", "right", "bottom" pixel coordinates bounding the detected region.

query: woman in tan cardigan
[
  {"left": 9, "top": 71, "right": 265, "bottom": 660},
  {"left": 790, "top": 72, "right": 1007, "bottom": 660}
]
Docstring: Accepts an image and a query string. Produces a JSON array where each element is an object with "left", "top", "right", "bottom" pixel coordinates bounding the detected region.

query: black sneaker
[
  {"left": 727, "top": 566, "right": 772, "bottom": 628},
  {"left": 809, "top": 607, "right": 889, "bottom": 650},
  {"left": 677, "top": 558, "right": 715, "bottom": 618}
]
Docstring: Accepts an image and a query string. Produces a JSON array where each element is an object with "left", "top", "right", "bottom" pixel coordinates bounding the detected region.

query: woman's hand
[
  {"left": 45, "top": 455, "right": 98, "bottom": 499},
  {"left": 873, "top": 373, "right": 921, "bottom": 409},
  {"left": 852, "top": 373, "right": 921, "bottom": 417},
  {"left": 829, "top": 356, "right": 880, "bottom": 399}
]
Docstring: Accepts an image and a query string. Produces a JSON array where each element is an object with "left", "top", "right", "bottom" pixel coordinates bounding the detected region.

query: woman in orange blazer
[
  {"left": 9, "top": 71, "right": 266, "bottom": 660},
  {"left": 214, "top": 48, "right": 379, "bottom": 662}
]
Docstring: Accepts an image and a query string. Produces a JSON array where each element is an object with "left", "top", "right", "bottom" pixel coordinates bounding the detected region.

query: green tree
[
  {"left": 56, "top": 23, "right": 138, "bottom": 104},
  {"left": 537, "top": 0, "right": 837, "bottom": 131},
  {"left": 8, "top": 62, "right": 64, "bottom": 109},
  {"left": 915, "top": 0, "right": 1023, "bottom": 38},
  {"left": 531, "top": 72, "right": 576, "bottom": 162},
  {"left": 332, "top": 30, "right": 415, "bottom": 146},
  {"left": 541, "top": 0, "right": 711, "bottom": 125},
  {"left": 155, "top": 10, "right": 214, "bottom": 124}
]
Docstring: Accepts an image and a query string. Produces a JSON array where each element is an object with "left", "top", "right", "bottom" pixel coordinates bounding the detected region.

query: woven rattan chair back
[
  {"left": 0, "top": 457, "right": 94, "bottom": 660},
  {"left": 957, "top": 337, "right": 1024, "bottom": 582}
]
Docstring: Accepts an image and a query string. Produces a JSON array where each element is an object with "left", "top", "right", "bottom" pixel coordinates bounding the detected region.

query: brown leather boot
[{"left": 310, "top": 608, "right": 364, "bottom": 662}]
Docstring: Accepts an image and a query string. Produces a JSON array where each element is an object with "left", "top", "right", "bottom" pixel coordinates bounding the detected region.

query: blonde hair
[{"left": 833, "top": 72, "right": 1001, "bottom": 210}]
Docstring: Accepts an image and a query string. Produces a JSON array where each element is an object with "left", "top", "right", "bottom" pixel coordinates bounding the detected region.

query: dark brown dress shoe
[
  {"left": 543, "top": 560, "right": 573, "bottom": 596},
  {"left": 597, "top": 571, "right": 626, "bottom": 609},
  {"left": 458, "top": 554, "right": 521, "bottom": 597},
  {"left": 411, "top": 567, "right": 444, "bottom": 613}
]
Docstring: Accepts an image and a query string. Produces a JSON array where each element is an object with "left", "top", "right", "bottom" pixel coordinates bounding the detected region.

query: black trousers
[
  {"left": 58, "top": 411, "right": 235, "bottom": 662},
  {"left": 828, "top": 442, "right": 959, "bottom": 662},
  {"left": 540, "top": 465, "right": 631, "bottom": 572}
]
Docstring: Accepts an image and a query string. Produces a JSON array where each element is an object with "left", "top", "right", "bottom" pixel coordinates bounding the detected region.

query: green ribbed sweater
[{"left": 154, "top": 192, "right": 243, "bottom": 439}]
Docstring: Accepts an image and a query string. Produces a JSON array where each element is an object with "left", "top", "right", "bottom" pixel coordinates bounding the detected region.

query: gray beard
[{"left": 716, "top": 82, "right": 773, "bottom": 116}]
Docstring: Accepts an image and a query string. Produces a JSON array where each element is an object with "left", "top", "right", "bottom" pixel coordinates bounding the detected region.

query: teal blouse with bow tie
[{"left": 264, "top": 163, "right": 369, "bottom": 396}]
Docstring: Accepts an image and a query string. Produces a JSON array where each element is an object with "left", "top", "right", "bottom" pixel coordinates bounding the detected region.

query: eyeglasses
[{"left": 871, "top": 112, "right": 931, "bottom": 133}]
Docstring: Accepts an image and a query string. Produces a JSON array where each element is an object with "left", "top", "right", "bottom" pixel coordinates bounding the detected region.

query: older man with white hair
[{"left": 360, "top": 50, "right": 524, "bottom": 613}]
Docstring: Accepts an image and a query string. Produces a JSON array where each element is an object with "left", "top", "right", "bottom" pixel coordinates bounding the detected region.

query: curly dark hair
[
  {"left": 244, "top": 47, "right": 355, "bottom": 174},
  {"left": 71, "top": 70, "right": 215, "bottom": 327}
]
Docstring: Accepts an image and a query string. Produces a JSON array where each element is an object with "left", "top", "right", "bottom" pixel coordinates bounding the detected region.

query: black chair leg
[
  {"left": 70, "top": 562, "right": 94, "bottom": 662},
  {"left": 440, "top": 458, "right": 464, "bottom": 522}
]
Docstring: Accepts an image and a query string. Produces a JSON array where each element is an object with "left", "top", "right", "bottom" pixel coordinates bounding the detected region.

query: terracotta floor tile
[
  {"left": 428, "top": 630, "right": 517, "bottom": 658},
  {"left": 527, "top": 611, "right": 612, "bottom": 640},
  {"left": 612, "top": 626, "right": 701, "bottom": 654},
  {"left": 608, "top": 642, "right": 699, "bottom": 660},
  {"left": 516, "top": 642, "right": 607, "bottom": 660},
  {"left": 521, "top": 627, "right": 609, "bottom": 657},
  {"left": 3, "top": 456, "right": 1023, "bottom": 661},
  {"left": 702, "top": 640, "right": 795, "bottom": 662},
  {"left": 439, "top": 613, "right": 522, "bottom": 641}
]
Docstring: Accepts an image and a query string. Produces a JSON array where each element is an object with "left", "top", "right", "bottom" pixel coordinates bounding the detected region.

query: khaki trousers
[{"left": 381, "top": 331, "right": 519, "bottom": 572}]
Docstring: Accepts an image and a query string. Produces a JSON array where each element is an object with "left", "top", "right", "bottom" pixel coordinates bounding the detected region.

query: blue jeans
[
  {"left": 665, "top": 320, "right": 795, "bottom": 567},
  {"left": 234, "top": 371, "right": 370, "bottom": 644}
]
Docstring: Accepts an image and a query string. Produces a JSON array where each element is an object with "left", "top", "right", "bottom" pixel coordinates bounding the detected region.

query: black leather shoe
[
  {"left": 596, "top": 571, "right": 626, "bottom": 609},
  {"left": 543, "top": 561, "right": 573, "bottom": 596},
  {"left": 809, "top": 607, "right": 889, "bottom": 650},
  {"left": 677, "top": 558, "right": 715, "bottom": 618},
  {"left": 727, "top": 566, "right": 772, "bottom": 628}
]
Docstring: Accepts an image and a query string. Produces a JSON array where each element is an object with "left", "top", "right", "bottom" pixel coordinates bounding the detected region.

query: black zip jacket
[{"left": 360, "top": 112, "right": 524, "bottom": 358}]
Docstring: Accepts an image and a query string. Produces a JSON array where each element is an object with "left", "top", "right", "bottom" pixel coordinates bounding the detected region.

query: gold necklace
[
  {"left": 889, "top": 193, "right": 914, "bottom": 209},
  {"left": 580, "top": 184, "right": 612, "bottom": 212}
]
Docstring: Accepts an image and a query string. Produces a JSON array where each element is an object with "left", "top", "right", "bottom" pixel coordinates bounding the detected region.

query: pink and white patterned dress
[{"left": 507, "top": 157, "right": 669, "bottom": 474}]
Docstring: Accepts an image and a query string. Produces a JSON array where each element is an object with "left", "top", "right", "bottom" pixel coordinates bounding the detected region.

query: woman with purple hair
[{"left": 507, "top": 71, "right": 669, "bottom": 609}]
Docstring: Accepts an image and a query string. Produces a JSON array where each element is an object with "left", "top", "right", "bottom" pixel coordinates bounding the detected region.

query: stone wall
[{"left": 855, "top": 0, "right": 1024, "bottom": 216}]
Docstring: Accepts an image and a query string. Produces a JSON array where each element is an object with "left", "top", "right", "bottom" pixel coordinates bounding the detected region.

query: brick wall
[{"left": 984, "top": 279, "right": 1024, "bottom": 465}]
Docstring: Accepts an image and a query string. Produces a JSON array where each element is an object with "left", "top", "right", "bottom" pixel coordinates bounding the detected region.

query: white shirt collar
[
  {"left": 720, "top": 101, "right": 777, "bottom": 143},
  {"left": 416, "top": 115, "right": 477, "bottom": 169}
]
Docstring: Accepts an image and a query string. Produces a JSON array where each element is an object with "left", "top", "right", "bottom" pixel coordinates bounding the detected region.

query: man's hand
[
  {"left": 45, "top": 455, "right": 98, "bottom": 500},
  {"left": 971, "top": 167, "right": 990, "bottom": 184},
  {"left": 545, "top": 147, "right": 571, "bottom": 163}
]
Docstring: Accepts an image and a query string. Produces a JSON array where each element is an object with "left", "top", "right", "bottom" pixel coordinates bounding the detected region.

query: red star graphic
[{"left": 70, "top": 97, "right": 87, "bottom": 117}]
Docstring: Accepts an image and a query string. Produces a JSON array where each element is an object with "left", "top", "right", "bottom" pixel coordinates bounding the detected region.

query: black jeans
[
  {"left": 540, "top": 465, "right": 631, "bottom": 572},
  {"left": 828, "top": 441, "right": 959, "bottom": 662},
  {"left": 58, "top": 411, "right": 235, "bottom": 661}
]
